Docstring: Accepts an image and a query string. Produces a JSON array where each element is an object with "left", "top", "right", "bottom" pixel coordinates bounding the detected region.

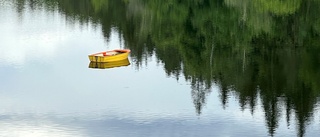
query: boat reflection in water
[{"left": 88, "top": 58, "right": 130, "bottom": 69}]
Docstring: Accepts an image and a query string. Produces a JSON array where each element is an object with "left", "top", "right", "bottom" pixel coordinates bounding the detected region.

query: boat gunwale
[{"left": 89, "top": 49, "right": 131, "bottom": 56}]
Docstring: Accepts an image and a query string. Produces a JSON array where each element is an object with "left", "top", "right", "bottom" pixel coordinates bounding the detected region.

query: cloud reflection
[
  {"left": 0, "top": 6, "right": 67, "bottom": 66},
  {"left": 0, "top": 117, "right": 85, "bottom": 137},
  {"left": 0, "top": 112, "right": 266, "bottom": 137}
]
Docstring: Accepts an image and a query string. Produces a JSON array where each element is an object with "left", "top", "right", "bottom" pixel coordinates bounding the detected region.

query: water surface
[{"left": 0, "top": 0, "right": 320, "bottom": 137}]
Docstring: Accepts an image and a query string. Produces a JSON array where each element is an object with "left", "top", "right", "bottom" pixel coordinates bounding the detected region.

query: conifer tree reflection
[{"left": 191, "top": 80, "right": 211, "bottom": 115}]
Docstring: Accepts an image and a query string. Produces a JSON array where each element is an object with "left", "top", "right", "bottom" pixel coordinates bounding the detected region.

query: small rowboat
[{"left": 88, "top": 49, "right": 131, "bottom": 62}]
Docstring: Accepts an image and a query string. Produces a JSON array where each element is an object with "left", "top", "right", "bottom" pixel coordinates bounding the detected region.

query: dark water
[{"left": 0, "top": 0, "right": 320, "bottom": 137}]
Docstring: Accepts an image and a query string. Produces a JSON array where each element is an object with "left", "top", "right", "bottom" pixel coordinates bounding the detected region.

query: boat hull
[
  {"left": 88, "top": 49, "right": 130, "bottom": 62},
  {"left": 89, "top": 58, "right": 130, "bottom": 69}
]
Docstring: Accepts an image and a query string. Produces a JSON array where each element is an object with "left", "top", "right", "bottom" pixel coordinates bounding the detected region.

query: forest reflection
[{"left": 9, "top": 0, "right": 320, "bottom": 136}]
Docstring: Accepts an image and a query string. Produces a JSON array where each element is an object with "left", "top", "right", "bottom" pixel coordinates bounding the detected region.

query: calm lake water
[{"left": 1, "top": 0, "right": 320, "bottom": 137}]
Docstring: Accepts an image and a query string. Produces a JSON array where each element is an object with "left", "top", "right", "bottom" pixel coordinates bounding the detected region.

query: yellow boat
[
  {"left": 89, "top": 58, "right": 130, "bottom": 69},
  {"left": 88, "top": 49, "right": 131, "bottom": 62}
]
